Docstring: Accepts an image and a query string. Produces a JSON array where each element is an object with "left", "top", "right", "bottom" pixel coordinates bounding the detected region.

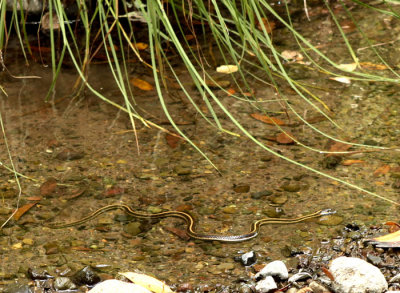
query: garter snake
[{"left": 47, "top": 204, "right": 335, "bottom": 242}]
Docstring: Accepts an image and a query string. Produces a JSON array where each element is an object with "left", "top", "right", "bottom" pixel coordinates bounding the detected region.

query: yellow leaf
[
  {"left": 135, "top": 42, "right": 148, "bottom": 50},
  {"left": 337, "top": 63, "right": 357, "bottom": 72},
  {"left": 119, "top": 272, "right": 174, "bottom": 293},
  {"left": 360, "top": 62, "right": 388, "bottom": 70},
  {"left": 130, "top": 78, "right": 154, "bottom": 91},
  {"left": 216, "top": 65, "right": 238, "bottom": 74}
]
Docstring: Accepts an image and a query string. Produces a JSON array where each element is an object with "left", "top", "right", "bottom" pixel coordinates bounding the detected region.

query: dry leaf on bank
[
  {"left": 119, "top": 272, "right": 174, "bottom": 293},
  {"left": 369, "top": 230, "right": 400, "bottom": 248}
]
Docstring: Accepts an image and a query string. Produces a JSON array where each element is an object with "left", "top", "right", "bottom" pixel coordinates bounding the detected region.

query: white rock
[
  {"left": 88, "top": 279, "right": 152, "bottom": 293},
  {"left": 255, "top": 260, "right": 288, "bottom": 280},
  {"left": 255, "top": 276, "right": 277, "bottom": 293},
  {"left": 329, "top": 256, "right": 388, "bottom": 293}
]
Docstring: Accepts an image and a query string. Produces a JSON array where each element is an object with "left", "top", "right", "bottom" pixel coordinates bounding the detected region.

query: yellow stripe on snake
[{"left": 47, "top": 204, "right": 335, "bottom": 242}]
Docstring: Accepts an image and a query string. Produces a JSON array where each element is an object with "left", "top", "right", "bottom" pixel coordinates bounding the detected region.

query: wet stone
[
  {"left": 251, "top": 190, "right": 273, "bottom": 199},
  {"left": 320, "top": 155, "right": 342, "bottom": 169},
  {"left": 347, "top": 231, "right": 362, "bottom": 240},
  {"left": 263, "top": 207, "right": 284, "bottom": 218},
  {"left": 222, "top": 205, "right": 237, "bottom": 214},
  {"left": 43, "top": 241, "right": 60, "bottom": 255},
  {"left": 216, "top": 262, "right": 235, "bottom": 271},
  {"left": 174, "top": 164, "right": 192, "bottom": 175},
  {"left": 123, "top": 222, "right": 142, "bottom": 236},
  {"left": 280, "top": 183, "right": 301, "bottom": 192},
  {"left": 367, "top": 254, "right": 382, "bottom": 267},
  {"left": 56, "top": 148, "right": 84, "bottom": 161},
  {"left": 72, "top": 266, "right": 101, "bottom": 286},
  {"left": 53, "top": 277, "right": 77, "bottom": 290},
  {"left": 0, "top": 207, "right": 12, "bottom": 215},
  {"left": 27, "top": 268, "right": 54, "bottom": 280},
  {"left": 236, "top": 251, "right": 257, "bottom": 266},
  {"left": 233, "top": 185, "right": 250, "bottom": 193},
  {"left": 4, "top": 283, "right": 33, "bottom": 293},
  {"left": 268, "top": 193, "right": 288, "bottom": 205},
  {"left": 316, "top": 214, "right": 343, "bottom": 226}
]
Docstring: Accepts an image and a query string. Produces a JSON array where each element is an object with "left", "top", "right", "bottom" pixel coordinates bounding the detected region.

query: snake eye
[{"left": 320, "top": 209, "right": 336, "bottom": 216}]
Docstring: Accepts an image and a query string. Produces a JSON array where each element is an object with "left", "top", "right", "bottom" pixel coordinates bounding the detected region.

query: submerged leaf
[
  {"left": 257, "top": 18, "right": 276, "bottom": 33},
  {"left": 40, "top": 178, "right": 57, "bottom": 197},
  {"left": 327, "top": 141, "right": 353, "bottom": 156},
  {"left": 373, "top": 165, "right": 390, "bottom": 177},
  {"left": 342, "top": 159, "right": 365, "bottom": 166},
  {"left": 166, "top": 133, "right": 181, "bottom": 149},
  {"left": 250, "top": 113, "right": 285, "bottom": 126},
  {"left": 276, "top": 132, "right": 295, "bottom": 144},
  {"left": 130, "top": 78, "right": 154, "bottom": 91},
  {"left": 13, "top": 203, "right": 37, "bottom": 221}
]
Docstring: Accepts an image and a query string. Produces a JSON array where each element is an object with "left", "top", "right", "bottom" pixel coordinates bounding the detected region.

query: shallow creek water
[{"left": 1, "top": 2, "right": 400, "bottom": 291}]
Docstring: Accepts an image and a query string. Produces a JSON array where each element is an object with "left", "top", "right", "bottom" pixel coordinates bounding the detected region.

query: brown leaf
[
  {"left": 134, "top": 42, "right": 148, "bottom": 50},
  {"left": 329, "top": 141, "right": 353, "bottom": 152},
  {"left": 227, "top": 88, "right": 236, "bottom": 96},
  {"left": 104, "top": 187, "right": 125, "bottom": 197},
  {"left": 40, "top": 178, "right": 57, "bottom": 197},
  {"left": 13, "top": 203, "right": 37, "bottom": 221},
  {"left": 321, "top": 266, "right": 335, "bottom": 281},
  {"left": 373, "top": 164, "right": 390, "bottom": 177},
  {"left": 342, "top": 159, "right": 365, "bottom": 166},
  {"left": 130, "top": 78, "right": 154, "bottom": 91},
  {"left": 256, "top": 18, "right": 276, "bottom": 33},
  {"left": 63, "top": 188, "right": 86, "bottom": 200},
  {"left": 163, "top": 226, "right": 190, "bottom": 241},
  {"left": 359, "top": 62, "right": 389, "bottom": 70},
  {"left": 165, "top": 133, "right": 181, "bottom": 149},
  {"left": 327, "top": 141, "right": 353, "bottom": 157},
  {"left": 276, "top": 132, "right": 295, "bottom": 144},
  {"left": 250, "top": 113, "right": 285, "bottom": 126},
  {"left": 385, "top": 221, "right": 400, "bottom": 233},
  {"left": 26, "top": 196, "right": 42, "bottom": 201}
]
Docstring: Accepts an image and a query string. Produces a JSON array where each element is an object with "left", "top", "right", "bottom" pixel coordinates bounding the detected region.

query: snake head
[{"left": 319, "top": 209, "right": 336, "bottom": 216}]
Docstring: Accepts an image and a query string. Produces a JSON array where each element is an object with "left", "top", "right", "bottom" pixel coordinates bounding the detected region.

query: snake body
[{"left": 48, "top": 204, "right": 335, "bottom": 242}]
